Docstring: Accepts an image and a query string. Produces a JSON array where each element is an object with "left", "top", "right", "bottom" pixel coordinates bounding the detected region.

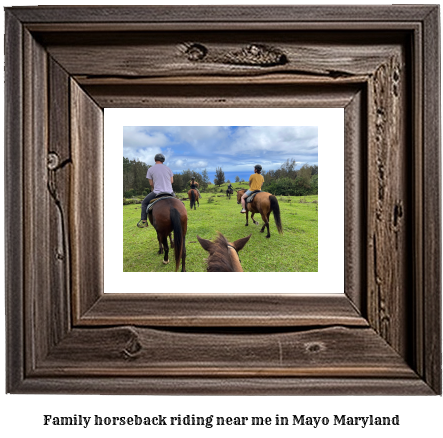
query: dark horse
[
  {"left": 197, "top": 233, "right": 252, "bottom": 272},
  {"left": 236, "top": 189, "right": 283, "bottom": 238},
  {"left": 148, "top": 198, "right": 187, "bottom": 271},
  {"left": 226, "top": 188, "right": 234, "bottom": 199},
  {"left": 188, "top": 188, "right": 199, "bottom": 210}
]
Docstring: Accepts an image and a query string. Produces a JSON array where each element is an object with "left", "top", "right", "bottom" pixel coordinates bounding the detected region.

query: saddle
[
  {"left": 246, "top": 190, "right": 261, "bottom": 203},
  {"left": 146, "top": 192, "right": 177, "bottom": 213},
  {"left": 151, "top": 192, "right": 174, "bottom": 202}
]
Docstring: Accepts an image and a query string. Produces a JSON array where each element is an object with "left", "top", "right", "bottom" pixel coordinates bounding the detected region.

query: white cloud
[
  {"left": 229, "top": 126, "right": 318, "bottom": 155},
  {"left": 123, "top": 126, "right": 170, "bottom": 149},
  {"left": 169, "top": 157, "right": 209, "bottom": 172},
  {"left": 123, "top": 126, "right": 318, "bottom": 171}
]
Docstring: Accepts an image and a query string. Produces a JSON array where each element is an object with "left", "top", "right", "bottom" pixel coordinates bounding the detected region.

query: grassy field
[{"left": 123, "top": 182, "right": 318, "bottom": 272}]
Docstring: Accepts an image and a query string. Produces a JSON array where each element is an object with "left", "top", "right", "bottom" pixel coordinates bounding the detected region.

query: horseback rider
[
  {"left": 189, "top": 176, "right": 202, "bottom": 198},
  {"left": 137, "top": 153, "right": 174, "bottom": 228},
  {"left": 227, "top": 182, "right": 234, "bottom": 197},
  {"left": 240, "top": 164, "right": 264, "bottom": 213}
]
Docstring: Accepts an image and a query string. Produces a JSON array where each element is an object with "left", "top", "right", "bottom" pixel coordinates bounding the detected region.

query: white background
[
  {"left": 106, "top": 108, "right": 343, "bottom": 292},
  {"left": 1, "top": 1, "right": 442, "bottom": 437}
]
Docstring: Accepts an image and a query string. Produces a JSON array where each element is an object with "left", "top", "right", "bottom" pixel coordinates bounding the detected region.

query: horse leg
[
  {"left": 157, "top": 233, "right": 163, "bottom": 254},
  {"left": 266, "top": 211, "right": 271, "bottom": 238},
  {"left": 181, "top": 235, "right": 186, "bottom": 272},
  {"left": 162, "top": 235, "right": 170, "bottom": 264},
  {"left": 169, "top": 233, "right": 174, "bottom": 249},
  {"left": 259, "top": 212, "right": 271, "bottom": 238},
  {"left": 245, "top": 210, "right": 249, "bottom": 226},
  {"left": 251, "top": 212, "right": 259, "bottom": 226}
]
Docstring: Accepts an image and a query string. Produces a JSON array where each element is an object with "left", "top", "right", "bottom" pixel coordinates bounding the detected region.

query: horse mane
[{"left": 205, "top": 233, "right": 236, "bottom": 272}]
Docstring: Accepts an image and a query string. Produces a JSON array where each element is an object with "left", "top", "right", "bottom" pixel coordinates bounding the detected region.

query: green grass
[{"left": 123, "top": 182, "right": 318, "bottom": 272}]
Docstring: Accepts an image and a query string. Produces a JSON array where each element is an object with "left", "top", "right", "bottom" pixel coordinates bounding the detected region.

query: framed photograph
[
  {"left": 5, "top": 5, "right": 440, "bottom": 394},
  {"left": 105, "top": 108, "right": 343, "bottom": 293}
]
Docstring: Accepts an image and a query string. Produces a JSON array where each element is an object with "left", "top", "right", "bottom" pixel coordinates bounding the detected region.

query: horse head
[
  {"left": 197, "top": 233, "right": 252, "bottom": 272},
  {"left": 236, "top": 189, "right": 246, "bottom": 204}
]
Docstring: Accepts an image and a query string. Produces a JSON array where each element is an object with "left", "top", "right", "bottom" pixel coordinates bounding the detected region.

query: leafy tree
[
  {"left": 214, "top": 167, "right": 225, "bottom": 186},
  {"left": 123, "top": 157, "right": 150, "bottom": 196},
  {"left": 263, "top": 177, "right": 310, "bottom": 196},
  {"left": 123, "top": 157, "right": 133, "bottom": 194},
  {"left": 172, "top": 169, "right": 204, "bottom": 193},
  {"left": 235, "top": 175, "right": 240, "bottom": 182},
  {"left": 262, "top": 169, "right": 273, "bottom": 185},
  {"left": 171, "top": 173, "right": 184, "bottom": 193},
  {"left": 201, "top": 168, "right": 210, "bottom": 191},
  {"left": 297, "top": 163, "right": 312, "bottom": 189},
  {"left": 280, "top": 158, "right": 297, "bottom": 179},
  {"left": 310, "top": 174, "right": 318, "bottom": 194},
  {"left": 132, "top": 159, "right": 150, "bottom": 194},
  {"left": 262, "top": 161, "right": 318, "bottom": 196}
]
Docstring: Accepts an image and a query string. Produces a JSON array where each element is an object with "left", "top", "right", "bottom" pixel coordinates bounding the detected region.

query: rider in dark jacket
[{"left": 189, "top": 177, "right": 202, "bottom": 198}]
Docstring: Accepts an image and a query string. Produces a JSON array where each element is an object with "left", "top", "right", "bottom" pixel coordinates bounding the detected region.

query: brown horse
[
  {"left": 236, "top": 189, "right": 283, "bottom": 238},
  {"left": 148, "top": 198, "right": 187, "bottom": 271},
  {"left": 188, "top": 188, "right": 199, "bottom": 210},
  {"left": 197, "top": 233, "right": 252, "bottom": 272},
  {"left": 226, "top": 188, "right": 234, "bottom": 199}
]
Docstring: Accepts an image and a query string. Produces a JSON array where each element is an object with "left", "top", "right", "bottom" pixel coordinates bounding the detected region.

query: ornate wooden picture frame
[{"left": 5, "top": 5, "right": 441, "bottom": 394}]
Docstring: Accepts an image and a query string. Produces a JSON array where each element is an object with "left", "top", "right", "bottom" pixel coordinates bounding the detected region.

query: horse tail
[
  {"left": 170, "top": 207, "right": 183, "bottom": 271},
  {"left": 190, "top": 190, "right": 195, "bottom": 209},
  {"left": 270, "top": 195, "right": 283, "bottom": 234}
]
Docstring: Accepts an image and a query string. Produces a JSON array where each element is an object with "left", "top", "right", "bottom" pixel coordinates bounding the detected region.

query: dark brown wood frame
[{"left": 5, "top": 6, "right": 441, "bottom": 394}]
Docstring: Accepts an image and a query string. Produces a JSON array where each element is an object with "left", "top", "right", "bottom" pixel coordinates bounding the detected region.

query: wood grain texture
[
  {"left": 83, "top": 83, "right": 362, "bottom": 109},
  {"left": 8, "top": 5, "right": 437, "bottom": 24},
  {"left": 344, "top": 90, "right": 366, "bottom": 314},
  {"left": 4, "top": 10, "right": 24, "bottom": 393},
  {"left": 70, "top": 80, "right": 104, "bottom": 320},
  {"left": 13, "top": 377, "right": 434, "bottom": 396},
  {"left": 80, "top": 294, "right": 367, "bottom": 327},
  {"left": 4, "top": 5, "right": 441, "bottom": 395},
  {"left": 40, "top": 31, "right": 402, "bottom": 79},
  {"left": 36, "top": 326, "right": 415, "bottom": 378},
  {"left": 422, "top": 6, "right": 442, "bottom": 394},
  {"left": 366, "top": 50, "right": 411, "bottom": 361},
  {"left": 23, "top": 29, "right": 50, "bottom": 372},
  {"left": 48, "top": 58, "right": 72, "bottom": 346}
]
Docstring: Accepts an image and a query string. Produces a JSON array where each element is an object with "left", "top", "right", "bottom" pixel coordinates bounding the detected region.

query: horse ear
[
  {"left": 197, "top": 235, "right": 213, "bottom": 253},
  {"left": 232, "top": 234, "right": 252, "bottom": 252}
]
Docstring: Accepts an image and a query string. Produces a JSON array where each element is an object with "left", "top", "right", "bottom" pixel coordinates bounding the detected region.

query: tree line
[
  {"left": 123, "top": 157, "right": 318, "bottom": 198},
  {"left": 123, "top": 157, "right": 150, "bottom": 198},
  {"left": 262, "top": 158, "right": 318, "bottom": 196},
  {"left": 213, "top": 159, "right": 318, "bottom": 196},
  {"left": 123, "top": 157, "right": 211, "bottom": 198}
]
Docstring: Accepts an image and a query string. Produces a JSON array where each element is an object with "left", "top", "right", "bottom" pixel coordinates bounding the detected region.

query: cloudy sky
[{"left": 123, "top": 126, "right": 318, "bottom": 182}]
